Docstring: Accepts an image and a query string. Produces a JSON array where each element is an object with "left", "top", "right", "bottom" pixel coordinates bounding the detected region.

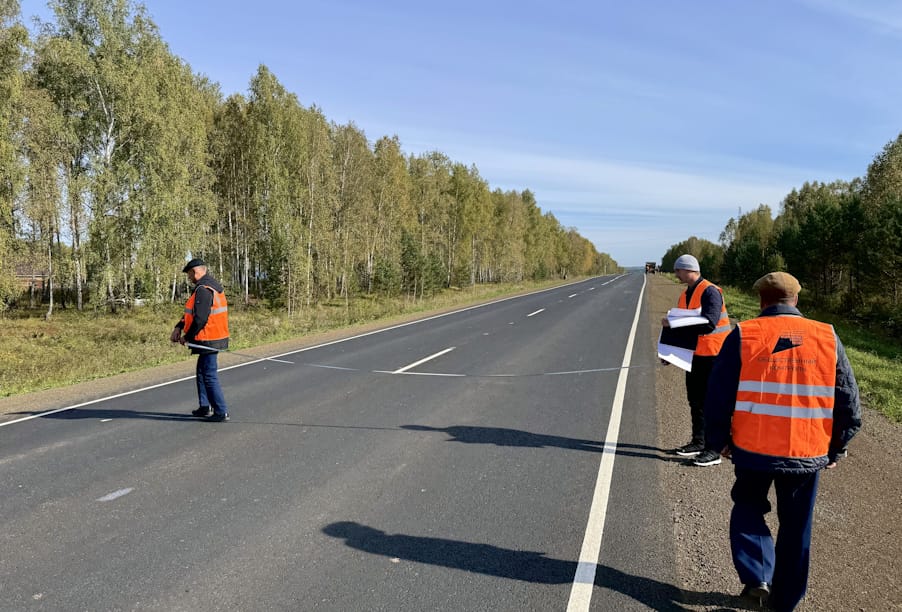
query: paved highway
[{"left": 0, "top": 273, "right": 682, "bottom": 611}]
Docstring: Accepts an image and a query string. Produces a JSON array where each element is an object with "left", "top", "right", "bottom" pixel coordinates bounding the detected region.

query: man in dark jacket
[
  {"left": 704, "top": 272, "right": 861, "bottom": 611},
  {"left": 663, "top": 254, "right": 731, "bottom": 466},
  {"left": 170, "top": 258, "right": 231, "bottom": 422}
]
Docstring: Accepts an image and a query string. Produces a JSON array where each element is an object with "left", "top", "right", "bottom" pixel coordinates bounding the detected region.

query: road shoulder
[{"left": 648, "top": 272, "right": 900, "bottom": 611}]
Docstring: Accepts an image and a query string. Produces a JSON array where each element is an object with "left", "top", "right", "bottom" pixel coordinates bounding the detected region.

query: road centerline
[
  {"left": 392, "top": 347, "right": 456, "bottom": 374},
  {"left": 527, "top": 308, "right": 545, "bottom": 317}
]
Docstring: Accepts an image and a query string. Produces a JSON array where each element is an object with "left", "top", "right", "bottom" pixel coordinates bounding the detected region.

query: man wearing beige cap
[
  {"left": 662, "top": 254, "right": 732, "bottom": 466},
  {"left": 703, "top": 272, "right": 861, "bottom": 611}
]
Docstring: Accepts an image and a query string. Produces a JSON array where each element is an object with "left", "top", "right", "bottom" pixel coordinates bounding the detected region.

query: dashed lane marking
[{"left": 96, "top": 488, "right": 133, "bottom": 502}]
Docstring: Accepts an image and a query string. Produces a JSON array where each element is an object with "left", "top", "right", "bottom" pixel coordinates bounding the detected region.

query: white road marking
[
  {"left": 392, "top": 347, "right": 456, "bottom": 374},
  {"left": 566, "top": 272, "right": 645, "bottom": 612},
  {"left": 569, "top": 294, "right": 578, "bottom": 298},
  {"left": 96, "top": 488, "right": 133, "bottom": 502},
  {"left": 527, "top": 309, "right": 545, "bottom": 317},
  {"left": 373, "top": 370, "right": 465, "bottom": 378},
  {"left": 100, "top": 419, "right": 112, "bottom": 422},
  {"left": 257, "top": 356, "right": 294, "bottom": 364},
  {"left": 589, "top": 287, "right": 595, "bottom": 291}
]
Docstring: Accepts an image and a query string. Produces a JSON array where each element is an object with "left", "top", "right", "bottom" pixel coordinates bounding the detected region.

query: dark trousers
[
  {"left": 684, "top": 354, "right": 715, "bottom": 444},
  {"left": 730, "top": 467, "right": 820, "bottom": 612},
  {"left": 196, "top": 352, "right": 228, "bottom": 416}
]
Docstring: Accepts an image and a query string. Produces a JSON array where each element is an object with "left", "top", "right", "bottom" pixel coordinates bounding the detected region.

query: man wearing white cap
[{"left": 662, "top": 254, "right": 732, "bottom": 466}]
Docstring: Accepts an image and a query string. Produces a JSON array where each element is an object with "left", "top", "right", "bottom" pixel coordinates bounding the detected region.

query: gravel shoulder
[{"left": 648, "top": 272, "right": 902, "bottom": 611}]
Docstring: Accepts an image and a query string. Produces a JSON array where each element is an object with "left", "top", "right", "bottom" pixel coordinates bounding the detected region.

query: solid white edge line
[
  {"left": 1, "top": 274, "right": 622, "bottom": 429},
  {"left": 566, "top": 272, "right": 646, "bottom": 611},
  {"left": 0, "top": 375, "right": 198, "bottom": 428},
  {"left": 527, "top": 309, "right": 545, "bottom": 317},
  {"left": 392, "top": 347, "right": 456, "bottom": 373}
]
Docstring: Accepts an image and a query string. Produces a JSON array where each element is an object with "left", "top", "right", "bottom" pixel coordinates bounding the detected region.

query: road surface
[{"left": 1, "top": 273, "right": 681, "bottom": 611}]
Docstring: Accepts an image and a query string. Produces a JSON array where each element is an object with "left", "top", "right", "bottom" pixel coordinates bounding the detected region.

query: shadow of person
[
  {"left": 11, "top": 408, "right": 197, "bottom": 421},
  {"left": 323, "top": 521, "right": 747, "bottom": 611},
  {"left": 401, "top": 425, "right": 685, "bottom": 463},
  {"left": 401, "top": 424, "right": 604, "bottom": 452}
]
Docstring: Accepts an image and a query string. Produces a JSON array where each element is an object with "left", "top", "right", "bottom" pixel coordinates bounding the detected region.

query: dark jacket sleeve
[
  {"left": 670, "top": 285, "right": 720, "bottom": 342},
  {"left": 704, "top": 326, "right": 742, "bottom": 451},
  {"left": 698, "top": 285, "right": 723, "bottom": 333},
  {"left": 184, "top": 286, "right": 213, "bottom": 342},
  {"left": 828, "top": 334, "right": 862, "bottom": 462}
]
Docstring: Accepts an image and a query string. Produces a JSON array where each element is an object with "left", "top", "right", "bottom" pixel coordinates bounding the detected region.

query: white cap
[{"left": 673, "top": 254, "right": 700, "bottom": 272}]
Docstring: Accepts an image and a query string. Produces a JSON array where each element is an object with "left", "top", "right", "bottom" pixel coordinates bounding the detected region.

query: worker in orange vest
[
  {"left": 704, "top": 272, "right": 861, "bottom": 611},
  {"left": 170, "top": 258, "right": 231, "bottom": 422},
  {"left": 662, "top": 254, "right": 731, "bottom": 466}
]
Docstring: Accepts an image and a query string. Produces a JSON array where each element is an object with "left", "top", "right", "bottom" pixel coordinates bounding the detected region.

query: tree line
[
  {"left": 661, "top": 133, "right": 902, "bottom": 337},
  {"left": 0, "top": 0, "right": 619, "bottom": 317}
]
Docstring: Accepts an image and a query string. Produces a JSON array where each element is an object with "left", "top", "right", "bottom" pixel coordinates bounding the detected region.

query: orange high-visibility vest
[
  {"left": 732, "top": 316, "right": 836, "bottom": 459},
  {"left": 183, "top": 285, "right": 229, "bottom": 341},
  {"left": 678, "top": 279, "right": 730, "bottom": 356}
]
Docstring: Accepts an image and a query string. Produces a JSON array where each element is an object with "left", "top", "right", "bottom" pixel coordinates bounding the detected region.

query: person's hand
[
  {"left": 170, "top": 327, "right": 182, "bottom": 343},
  {"left": 178, "top": 335, "right": 187, "bottom": 346},
  {"left": 826, "top": 449, "right": 847, "bottom": 469},
  {"left": 720, "top": 445, "right": 732, "bottom": 459},
  {"left": 661, "top": 317, "right": 670, "bottom": 328}
]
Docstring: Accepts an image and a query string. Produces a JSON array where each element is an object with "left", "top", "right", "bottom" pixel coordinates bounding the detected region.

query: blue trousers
[
  {"left": 730, "top": 466, "right": 820, "bottom": 612},
  {"left": 196, "top": 352, "right": 228, "bottom": 416}
]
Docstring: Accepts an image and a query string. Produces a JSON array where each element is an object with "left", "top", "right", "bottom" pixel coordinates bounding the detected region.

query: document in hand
[
  {"left": 658, "top": 330, "right": 694, "bottom": 371},
  {"left": 666, "top": 307, "right": 710, "bottom": 328}
]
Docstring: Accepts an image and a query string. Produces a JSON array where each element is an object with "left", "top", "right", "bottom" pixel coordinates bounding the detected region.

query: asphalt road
[{"left": 0, "top": 273, "right": 681, "bottom": 611}]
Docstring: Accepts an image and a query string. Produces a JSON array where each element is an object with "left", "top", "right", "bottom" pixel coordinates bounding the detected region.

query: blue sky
[{"left": 19, "top": 0, "right": 902, "bottom": 265}]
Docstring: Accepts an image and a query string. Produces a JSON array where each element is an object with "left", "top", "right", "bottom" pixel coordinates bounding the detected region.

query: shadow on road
[
  {"left": 10, "top": 408, "right": 196, "bottom": 422},
  {"left": 323, "top": 521, "right": 752, "bottom": 611},
  {"left": 402, "top": 424, "right": 685, "bottom": 462}
]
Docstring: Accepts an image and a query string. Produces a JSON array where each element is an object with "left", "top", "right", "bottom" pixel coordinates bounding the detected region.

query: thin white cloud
[{"left": 799, "top": 0, "right": 902, "bottom": 34}]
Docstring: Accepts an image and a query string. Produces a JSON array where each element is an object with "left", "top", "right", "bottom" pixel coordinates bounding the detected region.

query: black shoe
[
  {"left": 192, "top": 406, "right": 213, "bottom": 417},
  {"left": 208, "top": 412, "right": 230, "bottom": 422},
  {"left": 740, "top": 582, "right": 770, "bottom": 605},
  {"left": 673, "top": 442, "right": 704, "bottom": 456},
  {"left": 692, "top": 449, "right": 723, "bottom": 466}
]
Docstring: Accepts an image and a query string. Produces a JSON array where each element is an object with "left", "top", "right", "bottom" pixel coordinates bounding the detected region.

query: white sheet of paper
[
  {"left": 667, "top": 315, "right": 710, "bottom": 328},
  {"left": 666, "top": 307, "right": 709, "bottom": 329},
  {"left": 657, "top": 331, "right": 694, "bottom": 371},
  {"left": 669, "top": 307, "right": 702, "bottom": 317}
]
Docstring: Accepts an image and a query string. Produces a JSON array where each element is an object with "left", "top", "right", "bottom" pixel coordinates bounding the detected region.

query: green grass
[
  {"left": 0, "top": 280, "right": 568, "bottom": 398},
  {"left": 719, "top": 284, "right": 902, "bottom": 424}
]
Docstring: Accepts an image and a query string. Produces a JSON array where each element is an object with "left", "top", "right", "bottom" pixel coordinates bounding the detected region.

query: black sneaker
[
  {"left": 740, "top": 581, "right": 770, "bottom": 605},
  {"left": 192, "top": 406, "right": 213, "bottom": 417},
  {"left": 673, "top": 442, "right": 704, "bottom": 456},
  {"left": 208, "top": 412, "right": 230, "bottom": 422},
  {"left": 692, "top": 449, "right": 723, "bottom": 466}
]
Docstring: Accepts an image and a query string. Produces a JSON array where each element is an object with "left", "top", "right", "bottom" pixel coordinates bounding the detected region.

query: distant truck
[{"left": 645, "top": 262, "right": 657, "bottom": 274}]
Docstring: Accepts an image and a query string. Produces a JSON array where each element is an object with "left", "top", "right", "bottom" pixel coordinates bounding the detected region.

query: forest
[
  {"left": 661, "top": 133, "right": 902, "bottom": 339},
  {"left": 0, "top": 0, "right": 619, "bottom": 319}
]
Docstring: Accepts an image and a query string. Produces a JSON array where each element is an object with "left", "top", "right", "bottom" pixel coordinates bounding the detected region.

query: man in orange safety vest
[
  {"left": 170, "top": 258, "right": 231, "bottom": 422},
  {"left": 703, "top": 272, "right": 861, "bottom": 611}
]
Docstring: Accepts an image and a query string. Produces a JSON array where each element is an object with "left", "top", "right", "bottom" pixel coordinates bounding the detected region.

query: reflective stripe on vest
[
  {"left": 183, "top": 285, "right": 230, "bottom": 342},
  {"left": 677, "top": 279, "right": 730, "bottom": 356},
  {"left": 731, "top": 316, "right": 836, "bottom": 459}
]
